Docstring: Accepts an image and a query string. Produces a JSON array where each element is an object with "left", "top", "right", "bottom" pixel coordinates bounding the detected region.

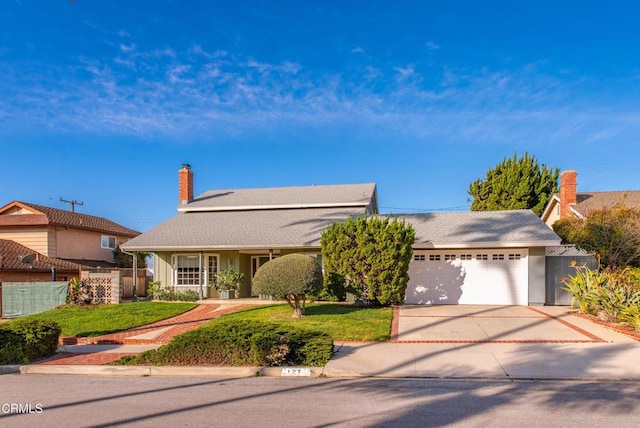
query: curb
[
  {"left": 0, "top": 365, "right": 22, "bottom": 374},
  {"left": 18, "top": 365, "right": 324, "bottom": 378}
]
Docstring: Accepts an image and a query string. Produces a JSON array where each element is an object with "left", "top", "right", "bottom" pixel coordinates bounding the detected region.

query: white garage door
[{"left": 405, "top": 249, "right": 529, "bottom": 305}]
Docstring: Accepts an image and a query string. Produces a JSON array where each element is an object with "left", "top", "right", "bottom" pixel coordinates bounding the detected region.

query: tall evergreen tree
[
  {"left": 321, "top": 216, "right": 415, "bottom": 306},
  {"left": 468, "top": 153, "right": 559, "bottom": 216}
]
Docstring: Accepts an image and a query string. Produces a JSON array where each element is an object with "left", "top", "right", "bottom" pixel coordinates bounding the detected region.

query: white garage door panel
[{"left": 406, "top": 249, "right": 529, "bottom": 305}]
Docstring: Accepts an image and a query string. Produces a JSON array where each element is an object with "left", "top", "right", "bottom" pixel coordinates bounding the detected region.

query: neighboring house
[
  {"left": 0, "top": 201, "right": 140, "bottom": 268},
  {"left": 541, "top": 170, "right": 640, "bottom": 227},
  {"left": 0, "top": 239, "right": 88, "bottom": 282},
  {"left": 122, "top": 164, "right": 561, "bottom": 306}
]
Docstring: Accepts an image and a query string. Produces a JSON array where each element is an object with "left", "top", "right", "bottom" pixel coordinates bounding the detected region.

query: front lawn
[
  {"left": 16, "top": 302, "right": 197, "bottom": 337},
  {"left": 216, "top": 303, "right": 393, "bottom": 342},
  {"left": 115, "top": 303, "right": 391, "bottom": 367}
]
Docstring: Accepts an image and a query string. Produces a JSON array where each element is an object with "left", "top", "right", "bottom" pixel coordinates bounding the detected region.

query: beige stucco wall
[
  {"left": 543, "top": 201, "right": 561, "bottom": 228},
  {"left": 55, "top": 228, "right": 130, "bottom": 263},
  {"left": 0, "top": 227, "right": 49, "bottom": 255}
]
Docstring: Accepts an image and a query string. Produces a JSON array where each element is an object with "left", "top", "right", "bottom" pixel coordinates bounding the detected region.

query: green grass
[
  {"left": 14, "top": 302, "right": 197, "bottom": 337},
  {"left": 215, "top": 303, "right": 393, "bottom": 342}
]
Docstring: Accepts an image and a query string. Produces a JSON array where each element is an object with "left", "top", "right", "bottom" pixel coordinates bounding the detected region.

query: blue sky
[{"left": 2, "top": 1, "right": 640, "bottom": 232}]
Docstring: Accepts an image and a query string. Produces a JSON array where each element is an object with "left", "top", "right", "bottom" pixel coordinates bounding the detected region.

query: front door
[{"left": 251, "top": 255, "right": 276, "bottom": 296}]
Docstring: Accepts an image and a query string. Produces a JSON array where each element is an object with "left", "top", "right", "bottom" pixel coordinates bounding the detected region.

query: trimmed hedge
[
  {"left": 0, "top": 319, "right": 61, "bottom": 364},
  {"left": 114, "top": 319, "right": 333, "bottom": 367}
]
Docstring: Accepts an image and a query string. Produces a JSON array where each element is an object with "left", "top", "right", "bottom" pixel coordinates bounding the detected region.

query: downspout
[{"left": 120, "top": 248, "right": 138, "bottom": 302}]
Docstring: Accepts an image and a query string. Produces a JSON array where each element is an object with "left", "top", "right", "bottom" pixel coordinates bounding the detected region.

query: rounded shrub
[{"left": 253, "top": 253, "right": 322, "bottom": 317}]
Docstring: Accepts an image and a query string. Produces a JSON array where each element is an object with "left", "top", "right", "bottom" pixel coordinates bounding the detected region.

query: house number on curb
[{"left": 281, "top": 368, "right": 311, "bottom": 376}]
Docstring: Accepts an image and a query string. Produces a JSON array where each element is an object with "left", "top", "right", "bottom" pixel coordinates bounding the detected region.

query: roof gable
[
  {"left": 178, "top": 183, "right": 377, "bottom": 212},
  {"left": 0, "top": 201, "right": 140, "bottom": 237}
]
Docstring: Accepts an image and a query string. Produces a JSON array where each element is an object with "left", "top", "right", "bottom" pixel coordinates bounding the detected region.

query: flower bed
[{"left": 570, "top": 311, "right": 640, "bottom": 342}]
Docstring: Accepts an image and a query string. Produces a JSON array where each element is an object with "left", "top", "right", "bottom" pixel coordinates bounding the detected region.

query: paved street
[{"left": 1, "top": 375, "right": 639, "bottom": 427}]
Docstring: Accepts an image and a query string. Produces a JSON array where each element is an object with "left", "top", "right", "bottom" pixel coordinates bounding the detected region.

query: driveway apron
[{"left": 325, "top": 305, "right": 640, "bottom": 380}]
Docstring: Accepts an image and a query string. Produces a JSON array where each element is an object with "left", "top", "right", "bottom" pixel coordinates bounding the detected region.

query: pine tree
[{"left": 468, "top": 152, "right": 559, "bottom": 216}]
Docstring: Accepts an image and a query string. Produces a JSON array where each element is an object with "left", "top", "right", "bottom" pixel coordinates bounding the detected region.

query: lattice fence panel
[{"left": 85, "top": 276, "right": 111, "bottom": 304}]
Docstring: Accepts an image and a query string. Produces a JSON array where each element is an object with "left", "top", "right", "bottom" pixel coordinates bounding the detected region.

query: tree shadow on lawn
[
  {"left": 220, "top": 302, "right": 385, "bottom": 317},
  {"left": 304, "top": 303, "right": 387, "bottom": 316}
]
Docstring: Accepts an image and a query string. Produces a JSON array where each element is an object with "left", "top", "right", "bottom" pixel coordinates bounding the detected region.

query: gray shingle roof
[
  {"left": 574, "top": 191, "right": 640, "bottom": 216},
  {"left": 396, "top": 210, "right": 561, "bottom": 248},
  {"left": 122, "top": 207, "right": 368, "bottom": 251},
  {"left": 179, "top": 183, "right": 377, "bottom": 212}
]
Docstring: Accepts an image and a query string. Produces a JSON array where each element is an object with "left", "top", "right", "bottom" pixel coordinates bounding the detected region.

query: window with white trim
[
  {"left": 172, "top": 254, "right": 219, "bottom": 287},
  {"left": 101, "top": 235, "right": 116, "bottom": 249},
  {"left": 173, "top": 255, "right": 200, "bottom": 286}
]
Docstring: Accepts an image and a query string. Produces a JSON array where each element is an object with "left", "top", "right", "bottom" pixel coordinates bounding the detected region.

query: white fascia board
[
  {"left": 177, "top": 202, "right": 369, "bottom": 212},
  {"left": 120, "top": 243, "right": 321, "bottom": 252},
  {"left": 412, "top": 240, "right": 561, "bottom": 249},
  {"left": 570, "top": 206, "right": 586, "bottom": 219},
  {"left": 540, "top": 195, "right": 560, "bottom": 222}
]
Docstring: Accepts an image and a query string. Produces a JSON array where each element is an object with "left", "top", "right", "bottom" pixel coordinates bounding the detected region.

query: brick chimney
[
  {"left": 179, "top": 163, "right": 194, "bottom": 205},
  {"left": 559, "top": 170, "right": 577, "bottom": 219}
]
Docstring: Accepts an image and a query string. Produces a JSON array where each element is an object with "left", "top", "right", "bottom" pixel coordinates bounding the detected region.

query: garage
[{"left": 405, "top": 249, "right": 529, "bottom": 305}]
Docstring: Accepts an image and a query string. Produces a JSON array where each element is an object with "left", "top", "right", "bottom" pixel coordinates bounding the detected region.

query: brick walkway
[{"left": 38, "top": 303, "right": 251, "bottom": 366}]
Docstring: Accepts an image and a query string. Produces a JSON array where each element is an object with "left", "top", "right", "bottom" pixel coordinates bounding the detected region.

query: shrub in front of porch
[
  {"left": 252, "top": 254, "right": 322, "bottom": 318},
  {"left": 147, "top": 281, "right": 199, "bottom": 302},
  {"left": 321, "top": 216, "right": 415, "bottom": 306},
  {"left": 114, "top": 319, "right": 333, "bottom": 367}
]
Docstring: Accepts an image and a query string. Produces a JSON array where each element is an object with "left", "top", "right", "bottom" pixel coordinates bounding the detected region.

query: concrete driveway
[
  {"left": 325, "top": 305, "right": 640, "bottom": 380},
  {"left": 394, "top": 305, "right": 605, "bottom": 343}
]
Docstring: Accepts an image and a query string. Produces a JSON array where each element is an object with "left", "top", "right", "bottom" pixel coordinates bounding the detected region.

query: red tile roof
[
  {"left": 0, "top": 239, "right": 87, "bottom": 272},
  {"left": 0, "top": 201, "right": 139, "bottom": 237}
]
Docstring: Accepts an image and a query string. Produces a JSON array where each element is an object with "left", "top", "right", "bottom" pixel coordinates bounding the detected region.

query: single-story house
[
  {"left": 122, "top": 164, "right": 561, "bottom": 305},
  {"left": 541, "top": 170, "right": 640, "bottom": 228}
]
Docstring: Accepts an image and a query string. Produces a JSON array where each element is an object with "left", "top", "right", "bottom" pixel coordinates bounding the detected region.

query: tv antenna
[{"left": 60, "top": 197, "right": 84, "bottom": 212}]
